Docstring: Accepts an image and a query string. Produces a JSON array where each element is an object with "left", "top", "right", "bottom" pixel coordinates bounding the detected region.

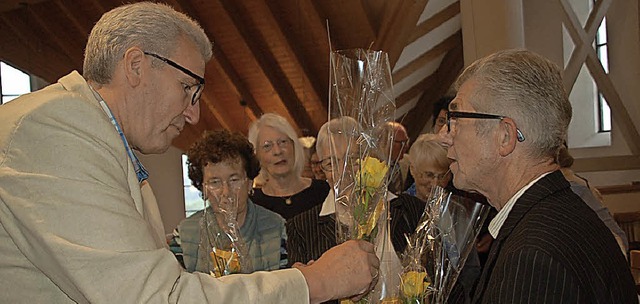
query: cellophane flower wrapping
[
  {"left": 198, "top": 190, "right": 253, "bottom": 277},
  {"left": 400, "top": 186, "right": 489, "bottom": 303},
  {"left": 328, "top": 49, "right": 400, "bottom": 303}
]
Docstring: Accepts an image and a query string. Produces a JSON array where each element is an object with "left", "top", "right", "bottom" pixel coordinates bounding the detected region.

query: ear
[
  {"left": 497, "top": 118, "right": 518, "bottom": 157},
  {"left": 122, "top": 47, "right": 145, "bottom": 87}
]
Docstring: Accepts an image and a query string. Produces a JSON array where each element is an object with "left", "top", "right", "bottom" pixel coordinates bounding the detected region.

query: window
[
  {"left": 1, "top": 62, "right": 31, "bottom": 104},
  {"left": 595, "top": 16, "right": 611, "bottom": 132},
  {"left": 182, "top": 154, "right": 205, "bottom": 217}
]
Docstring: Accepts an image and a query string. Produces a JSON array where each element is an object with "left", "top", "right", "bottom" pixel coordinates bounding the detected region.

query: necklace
[{"left": 284, "top": 195, "right": 293, "bottom": 205}]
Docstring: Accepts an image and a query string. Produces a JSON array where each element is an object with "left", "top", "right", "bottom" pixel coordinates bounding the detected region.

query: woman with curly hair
[{"left": 174, "top": 129, "right": 288, "bottom": 274}]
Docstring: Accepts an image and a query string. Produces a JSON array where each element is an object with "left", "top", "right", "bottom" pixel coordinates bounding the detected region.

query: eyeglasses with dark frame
[
  {"left": 446, "top": 111, "right": 526, "bottom": 142},
  {"left": 143, "top": 52, "right": 205, "bottom": 105}
]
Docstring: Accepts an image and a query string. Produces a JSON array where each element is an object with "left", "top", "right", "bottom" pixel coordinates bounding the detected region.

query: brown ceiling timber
[
  {"left": 172, "top": 0, "right": 262, "bottom": 131},
  {"left": 26, "top": 3, "right": 85, "bottom": 70},
  {"left": 393, "top": 30, "right": 461, "bottom": 84},
  {"left": 173, "top": 124, "right": 200, "bottom": 152},
  {"left": 53, "top": 0, "right": 100, "bottom": 37},
  {"left": 395, "top": 73, "right": 435, "bottom": 109},
  {"left": 217, "top": 0, "right": 316, "bottom": 133},
  {"left": 315, "top": 1, "right": 375, "bottom": 50},
  {"left": 572, "top": 155, "right": 640, "bottom": 172},
  {"left": 408, "top": 1, "right": 460, "bottom": 44},
  {"left": 210, "top": 47, "right": 263, "bottom": 119},
  {"left": 87, "top": 0, "right": 107, "bottom": 13},
  {"left": 372, "top": 0, "right": 429, "bottom": 68},
  {"left": 265, "top": 0, "right": 328, "bottom": 113},
  {"left": 0, "top": 0, "right": 47, "bottom": 13},
  {"left": 360, "top": 0, "right": 386, "bottom": 32},
  {"left": 404, "top": 42, "right": 463, "bottom": 141},
  {"left": 0, "top": 14, "right": 73, "bottom": 82}
]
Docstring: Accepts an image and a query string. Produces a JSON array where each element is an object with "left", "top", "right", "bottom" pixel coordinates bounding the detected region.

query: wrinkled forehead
[{"left": 450, "top": 78, "right": 481, "bottom": 111}]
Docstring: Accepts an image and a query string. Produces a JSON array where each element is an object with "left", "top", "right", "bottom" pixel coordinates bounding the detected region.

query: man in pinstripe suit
[{"left": 438, "top": 49, "right": 637, "bottom": 303}]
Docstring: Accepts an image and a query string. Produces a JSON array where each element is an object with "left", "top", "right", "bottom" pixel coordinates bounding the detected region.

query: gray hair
[
  {"left": 316, "top": 116, "right": 361, "bottom": 159},
  {"left": 83, "top": 2, "right": 213, "bottom": 84},
  {"left": 454, "top": 49, "right": 572, "bottom": 159},
  {"left": 408, "top": 133, "right": 451, "bottom": 171},
  {"left": 375, "top": 121, "right": 407, "bottom": 160},
  {"left": 248, "top": 113, "right": 305, "bottom": 178}
]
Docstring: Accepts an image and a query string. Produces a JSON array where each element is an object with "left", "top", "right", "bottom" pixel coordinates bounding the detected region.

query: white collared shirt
[{"left": 488, "top": 172, "right": 553, "bottom": 238}]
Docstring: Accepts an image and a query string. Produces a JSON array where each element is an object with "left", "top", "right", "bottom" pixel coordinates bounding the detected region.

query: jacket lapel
[{"left": 472, "top": 170, "right": 569, "bottom": 303}]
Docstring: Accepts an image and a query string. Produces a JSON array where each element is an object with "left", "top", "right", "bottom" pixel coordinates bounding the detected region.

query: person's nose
[
  {"left": 183, "top": 100, "right": 201, "bottom": 125},
  {"left": 271, "top": 143, "right": 283, "bottom": 155},
  {"left": 436, "top": 124, "right": 453, "bottom": 148}
]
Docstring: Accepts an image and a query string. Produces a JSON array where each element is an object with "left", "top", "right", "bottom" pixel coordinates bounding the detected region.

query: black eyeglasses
[
  {"left": 144, "top": 52, "right": 205, "bottom": 105},
  {"left": 446, "top": 111, "right": 525, "bottom": 142}
]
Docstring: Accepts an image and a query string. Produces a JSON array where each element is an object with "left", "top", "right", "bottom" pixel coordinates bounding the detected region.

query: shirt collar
[
  {"left": 488, "top": 171, "right": 552, "bottom": 238},
  {"left": 89, "top": 86, "right": 149, "bottom": 183}
]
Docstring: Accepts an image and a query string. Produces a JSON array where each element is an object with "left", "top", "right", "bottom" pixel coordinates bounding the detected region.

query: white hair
[{"left": 248, "top": 113, "right": 305, "bottom": 178}]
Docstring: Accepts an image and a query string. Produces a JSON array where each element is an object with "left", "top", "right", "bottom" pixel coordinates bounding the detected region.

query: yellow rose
[
  {"left": 210, "top": 249, "right": 241, "bottom": 277},
  {"left": 358, "top": 157, "right": 388, "bottom": 188},
  {"left": 401, "top": 271, "right": 428, "bottom": 297}
]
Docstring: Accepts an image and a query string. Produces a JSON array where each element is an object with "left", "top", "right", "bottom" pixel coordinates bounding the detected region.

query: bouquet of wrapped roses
[
  {"left": 400, "top": 186, "right": 489, "bottom": 303},
  {"left": 199, "top": 188, "right": 253, "bottom": 277},
  {"left": 328, "top": 48, "right": 400, "bottom": 303}
]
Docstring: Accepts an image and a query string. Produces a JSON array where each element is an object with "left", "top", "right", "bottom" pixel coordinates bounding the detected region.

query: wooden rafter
[
  {"left": 372, "top": 0, "right": 429, "bottom": 68},
  {"left": 210, "top": 47, "right": 263, "bottom": 119},
  {"left": 408, "top": 1, "right": 460, "bottom": 44},
  {"left": 54, "top": 0, "right": 92, "bottom": 36},
  {"left": 265, "top": 0, "right": 327, "bottom": 113},
  {"left": 0, "top": 14, "right": 71, "bottom": 82},
  {"left": 403, "top": 41, "right": 463, "bottom": 141},
  {"left": 393, "top": 31, "right": 462, "bottom": 84},
  {"left": 560, "top": 0, "right": 640, "bottom": 155},
  {"left": 395, "top": 73, "right": 435, "bottom": 108},
  {"left": 27, "top": 4, "right": 84, "bottom": 70},
  {"left": 172, "top": 0, "right": 252, "bottom": 131},
  {"left": 217, "top": 0, "right": 315, "bottom": 133}
]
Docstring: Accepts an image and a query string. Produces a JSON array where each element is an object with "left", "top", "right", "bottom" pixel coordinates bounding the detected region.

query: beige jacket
[{"left": 0, "top": 71, "right": 308, "bottom": 303}]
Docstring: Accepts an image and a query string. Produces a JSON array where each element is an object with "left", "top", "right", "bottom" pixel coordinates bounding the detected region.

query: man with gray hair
[
  {"left": 0, "top": 2, "right": 378, "bottom": 303},
  {"left": 438, "top": 49, "right": 637, "bottom": 303}
]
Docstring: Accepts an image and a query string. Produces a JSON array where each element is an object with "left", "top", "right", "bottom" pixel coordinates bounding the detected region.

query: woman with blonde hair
[{"left": 248, "top": 113, "right": 334, "bottom": 266}]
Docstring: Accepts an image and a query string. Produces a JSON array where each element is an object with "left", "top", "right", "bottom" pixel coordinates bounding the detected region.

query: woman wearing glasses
[
  {"left": 248, "top": 113, "right": 334, "bottom": 267},
  {"left": 405, "top": 133, "right": 453, "bottom": 202},
  {"left": 175, "top": 129, "right": 288, "bottom": 274}
]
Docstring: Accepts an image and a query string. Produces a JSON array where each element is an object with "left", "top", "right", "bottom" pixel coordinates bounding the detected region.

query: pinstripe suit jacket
[{"left": 472, "top": 171, "right": 637, "bottom": 304}]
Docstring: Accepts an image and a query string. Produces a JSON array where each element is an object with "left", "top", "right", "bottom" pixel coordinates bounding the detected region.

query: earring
[{"left": 248, "top": 187, "right": 254, "bottom": 196}]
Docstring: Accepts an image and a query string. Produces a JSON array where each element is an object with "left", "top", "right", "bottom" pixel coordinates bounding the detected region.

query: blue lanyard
[{"left": 90, "top": 86, "right": 149, "bottom": 183}]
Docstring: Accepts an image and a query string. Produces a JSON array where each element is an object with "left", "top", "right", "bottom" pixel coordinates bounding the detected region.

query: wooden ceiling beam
[
  {"left": 172, "top": 0, "right": 252, "bottom": 133},
  {"left": 408, "top": 1, "right": 460, "bottom": 44},
  {"left": 393, "top": 31, "right": 461, "bottom": 84},
  {"left": 0, "top": 14, "right": 73, "bottom": 82},
  {"left": 395, "top": 73, "right": 435, "bottom": 109},
  {"left": 53, "top": 0, "right": 94, "bottom": 36},
  {"left": 210, "top": 47, "right": 264, "bottom": 119},
  {"left": 372, "top": 0, "right": 429, "bottom": 68},
  {"left": 265, "top": 0, "right": 327, "bottom": 113},
  {"left": 27, "top": 3, "right": 84, "bottom": 70},
  {"left": 403, "top": 42, "right": 463, "bottom": 141},
  {"left": 217, "top": 0, "right": 315, "bottom": 133},
  {"left": 315, "top": 1, "right": 375, "bottom": 50}
]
